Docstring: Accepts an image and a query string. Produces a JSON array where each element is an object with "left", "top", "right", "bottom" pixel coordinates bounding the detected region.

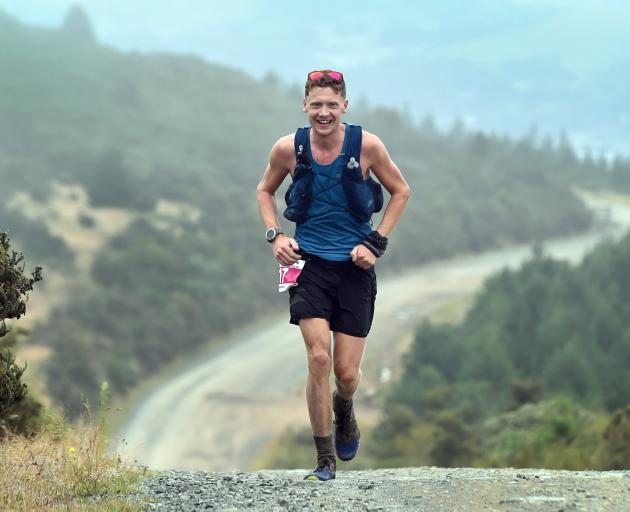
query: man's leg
[
  {"left": 332, "top": 331, "right": 366, "bottom": 399},
  {"left": 301, "top": 318, "right": 334, "bottom": 435},
  {"left": 300, "top": 318, "right": 336, "bottom": 480},
  {"left": 332, "top": 331, "right": 366, "bottom": 461}
]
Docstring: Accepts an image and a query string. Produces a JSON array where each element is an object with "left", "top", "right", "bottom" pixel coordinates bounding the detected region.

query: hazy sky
[
  {"left": 3, "top": 1, "right": 629, "bottom": 155},
  {"left": 4, "top": 0, "right": 628, "bottom": 74}
]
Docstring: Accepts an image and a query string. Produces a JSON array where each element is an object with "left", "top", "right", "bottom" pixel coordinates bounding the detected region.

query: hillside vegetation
[
  {"left": 373, "top": 232, "right": 630, "bottom": 469},
  {"left": 1, "top": 228, "right": 145, "bottom": 510},
  {"left": 1, "top": 7, "right": 623, "bottom": 417}
]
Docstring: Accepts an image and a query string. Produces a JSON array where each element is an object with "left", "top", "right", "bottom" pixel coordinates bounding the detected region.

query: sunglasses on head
[{"left": 308, "top": 70, "right": 344, "bottom": 82}]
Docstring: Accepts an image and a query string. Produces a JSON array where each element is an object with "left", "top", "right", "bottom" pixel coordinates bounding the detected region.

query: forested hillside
[
  {"left": 0, "top": 8, "right": 621, "bottom": 418},
  {"left": 374, "top": 232, "right": 630, "bottom": 469}
]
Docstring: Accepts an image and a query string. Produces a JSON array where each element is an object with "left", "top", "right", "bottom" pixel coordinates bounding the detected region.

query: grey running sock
[{"left": 313, "top": 435, "right": 335, "bottom": 461}]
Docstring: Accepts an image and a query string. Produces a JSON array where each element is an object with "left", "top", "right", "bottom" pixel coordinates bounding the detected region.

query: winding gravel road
[{"left": 116, "top": 192, "right": 630, "bottom": 473}]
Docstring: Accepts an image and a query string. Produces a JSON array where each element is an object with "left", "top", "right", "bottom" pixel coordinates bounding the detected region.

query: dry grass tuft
[{"left": 0, "top": 389, "right": 149, "bottom": 511}]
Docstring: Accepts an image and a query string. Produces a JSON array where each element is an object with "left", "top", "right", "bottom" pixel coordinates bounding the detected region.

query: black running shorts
[{"left": 289, "top": 253, "right": 377, "bottom": 338}]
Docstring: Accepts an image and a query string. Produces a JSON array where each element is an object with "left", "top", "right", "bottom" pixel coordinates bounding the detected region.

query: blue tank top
[{"left": 295, "top": 125, "right": 373, "bottom": 261}]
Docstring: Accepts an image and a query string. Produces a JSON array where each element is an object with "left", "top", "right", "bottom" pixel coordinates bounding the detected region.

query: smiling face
[{"left": 303, "top": 86, "right": 349, "bottom": 136}]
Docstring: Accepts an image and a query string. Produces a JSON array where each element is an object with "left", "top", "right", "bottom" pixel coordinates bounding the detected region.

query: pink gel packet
[{"left": 278, "top": 260, "right": 305, "bottom": 292}]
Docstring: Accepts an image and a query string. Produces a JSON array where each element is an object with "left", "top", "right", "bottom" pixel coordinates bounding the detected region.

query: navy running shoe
[
  {"left": 304, "top": 457, "right": 336, "bottom": 481},
  {"left": 333, "top": 391, "right": 360, "bottom": 461}
]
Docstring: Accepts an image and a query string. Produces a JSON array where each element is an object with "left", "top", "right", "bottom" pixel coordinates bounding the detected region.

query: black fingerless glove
[{"left": 361, "top": 230, "right": 388, "bottom": 258}]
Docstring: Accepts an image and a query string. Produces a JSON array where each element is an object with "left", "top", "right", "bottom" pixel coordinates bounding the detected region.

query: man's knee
[
  {"left": 308, "top": 347, "right": 332, "bottom": 378},
  {"left": 334, "top": 364, "right": 359, "bottom": 388}
]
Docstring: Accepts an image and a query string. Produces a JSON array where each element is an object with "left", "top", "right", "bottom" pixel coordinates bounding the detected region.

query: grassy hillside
[{"left": 0, "top": 8, "right": 605, "bottom": 418}]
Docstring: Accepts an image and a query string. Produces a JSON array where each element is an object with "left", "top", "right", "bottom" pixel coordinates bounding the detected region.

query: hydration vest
[{"left": 283, "top": 124, "right": 384, "bottom": 224}]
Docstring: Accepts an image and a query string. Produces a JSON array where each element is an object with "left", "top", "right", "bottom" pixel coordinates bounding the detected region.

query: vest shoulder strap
[
  {"left": 294, "top": 127, "right": 310, "bottom": 164},
  {"left": 346, "top": 124, "right": 362, "bottom": 164}
]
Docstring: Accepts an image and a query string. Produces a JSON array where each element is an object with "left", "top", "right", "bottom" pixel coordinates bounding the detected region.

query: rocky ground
[{"left": 128, "top": 467, "right": 630, "bottom": 511}]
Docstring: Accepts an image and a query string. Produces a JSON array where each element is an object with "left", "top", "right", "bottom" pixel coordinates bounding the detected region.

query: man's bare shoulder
[
  {"left": 271, "top": 134, "right": 296, "bottom": 161},
  {"left": 361, "top": 130, "right": 385, "bottom": 149},
  {"left": 361, "top": 130, "right": 389, "bottom": 160},
  {"left": 268, "top": 134, "right": 296, "bottom": 172}
]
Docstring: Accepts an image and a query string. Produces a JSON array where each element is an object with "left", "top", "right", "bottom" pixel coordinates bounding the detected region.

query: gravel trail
[{"left": 131, "top": 467, "right": 630, "bottom": 511}]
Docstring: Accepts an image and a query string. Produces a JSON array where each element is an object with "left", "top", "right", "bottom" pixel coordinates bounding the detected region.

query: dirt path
[
  {"left": 134, "top": 467, "right": 630, "bottom": 511},
  {"left": 116, "top": 192, "right": 630, "bottom": 471}
]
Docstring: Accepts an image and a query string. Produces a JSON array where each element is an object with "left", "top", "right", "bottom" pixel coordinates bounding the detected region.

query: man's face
[{"left": 303, "top": 86, "right": 348, "bottom": 136}]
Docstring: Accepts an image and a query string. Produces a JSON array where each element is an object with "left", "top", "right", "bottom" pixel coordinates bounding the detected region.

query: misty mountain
[
  {"left": 0, "top": 10, "right": 600, "bottom": 417},
  {"left": 4, "top": 1, "right": 628, "bottom": 156}
]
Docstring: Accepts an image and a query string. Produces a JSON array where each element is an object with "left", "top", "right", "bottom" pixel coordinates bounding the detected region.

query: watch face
[{"left": 265, "top": 228, "right": 277, "bottom": 241}]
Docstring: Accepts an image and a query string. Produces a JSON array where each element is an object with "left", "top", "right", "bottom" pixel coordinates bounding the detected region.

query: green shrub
[{"left": 0, "top": 232, "right": 43, "bottom": 436}]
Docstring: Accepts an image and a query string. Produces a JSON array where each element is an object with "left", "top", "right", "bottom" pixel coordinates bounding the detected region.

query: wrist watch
[{"left": 265, "top": 227, "right": 284, "bottom": 243}]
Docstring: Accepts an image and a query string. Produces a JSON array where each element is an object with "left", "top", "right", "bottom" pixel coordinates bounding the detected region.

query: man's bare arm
[
  {"left": 364, "top": 132, "right": 411, "bottom": 237},
  {"left": 257, "top": 135, "right": 292, "bottom": 228},
  {"left": 350, "top": 132, "right": 411, "bottom": 269},
  {"left": 256, "top": 136, "right": 301, "bottom": 265}
]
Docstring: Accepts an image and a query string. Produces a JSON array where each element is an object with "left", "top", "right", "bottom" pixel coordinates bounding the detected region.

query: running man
[{"left": 256, "top": 70, "right": 410, "bottom": 480}]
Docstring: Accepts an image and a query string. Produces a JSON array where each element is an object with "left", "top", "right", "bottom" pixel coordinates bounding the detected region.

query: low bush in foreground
[{"left": 0, "top": 404, "right": 149, "bottom": 511}]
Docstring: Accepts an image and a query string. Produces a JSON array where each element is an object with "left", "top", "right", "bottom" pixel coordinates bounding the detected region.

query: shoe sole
[
  {"left": 335, "top": 438, "right": 360, "bottom": 461},
  {"left": 304, "top": 473, "right": 336, "bottom": 481}
]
